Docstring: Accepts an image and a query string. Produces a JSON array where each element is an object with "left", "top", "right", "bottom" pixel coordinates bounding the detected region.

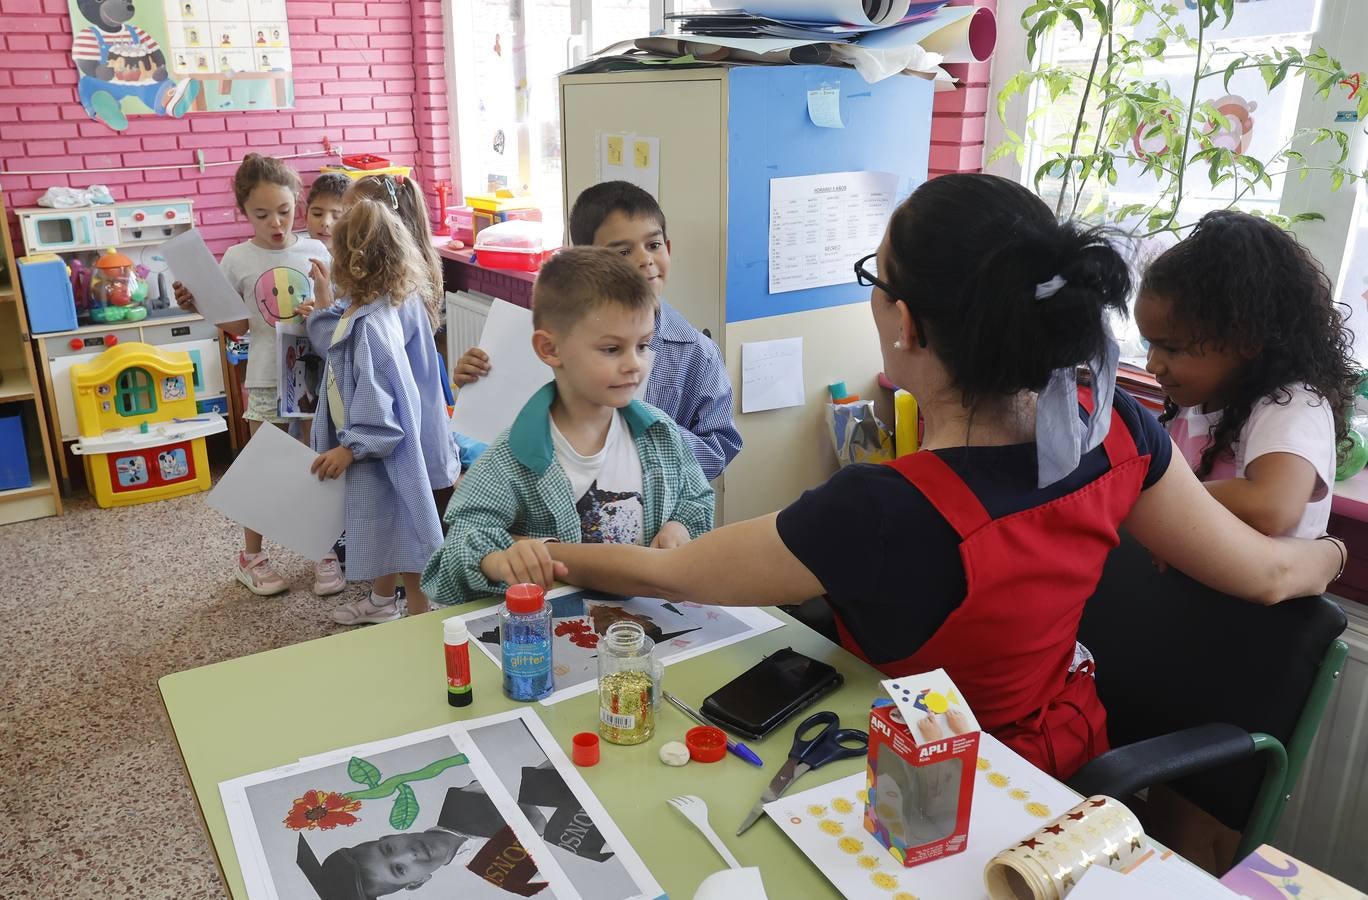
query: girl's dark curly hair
[{"left": 1141, "top": 210, "right": 1357, "bottom": 478}]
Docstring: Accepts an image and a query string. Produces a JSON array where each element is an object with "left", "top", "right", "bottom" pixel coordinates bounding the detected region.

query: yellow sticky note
[
  {"left": 633, "top": 140, "right": 650, "bottom": 169},
  {"left": 606, "top": 136, "right": 623, "bottom": 166}
]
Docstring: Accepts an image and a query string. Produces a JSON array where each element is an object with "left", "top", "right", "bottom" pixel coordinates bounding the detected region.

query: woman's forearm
[{"left": 549, "top": 514, "right": 826, "bottom": 607}]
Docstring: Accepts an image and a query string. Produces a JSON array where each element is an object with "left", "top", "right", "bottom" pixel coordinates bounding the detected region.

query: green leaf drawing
[
  {"left": 348, "top": 757, "right": 382, "bottom": 789},
  {"left": 390, "top": 784, "right": 419, "bottom": 830}
]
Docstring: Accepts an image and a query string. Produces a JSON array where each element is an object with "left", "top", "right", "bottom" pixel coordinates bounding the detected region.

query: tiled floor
[{"left": 1, "top": 490, "right": 374, "bottom": 898}]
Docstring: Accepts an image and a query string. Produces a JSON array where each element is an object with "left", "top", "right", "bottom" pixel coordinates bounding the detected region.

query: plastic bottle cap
[
  {"left": 686, "top": 726, "right": 727, "bottom": 763},
  {"left": 571, "top": 732, "right": 600, "bottom": 767},
  {"left": 443, "top": 618, "right": 468, "bottom": 642},
  {"left": 505, "top": 583, "right": 545, "bottom": 614}
]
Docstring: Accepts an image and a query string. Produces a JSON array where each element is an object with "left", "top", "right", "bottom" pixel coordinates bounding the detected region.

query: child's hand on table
[
  {"left": 311, "top": 446, "right": 354, "bottom": 480},
  {"left": 454, "top": 347, "right": 491, "bottom": 387},
  {"left": 650, "top": 521, "right": 691, "bottom": 550},
  {"left": 482, "top": 541, "right": 567, "bottom": 589}
]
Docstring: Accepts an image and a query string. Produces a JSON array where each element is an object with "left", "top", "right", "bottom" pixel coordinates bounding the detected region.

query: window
[
  {"left": 115, "top": 368, "right": 157, "bottom": 416},
  {"left": 988, "top": 0, "right": 1368, "bottom": 359},
  {"left": 448, "top": 0, "right": 678, "bottom": 238}
]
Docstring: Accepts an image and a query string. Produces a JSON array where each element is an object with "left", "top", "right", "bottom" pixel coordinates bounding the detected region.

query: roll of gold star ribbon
[{"left": 983, "top": 795, "right": 1146, "bottom": 900}]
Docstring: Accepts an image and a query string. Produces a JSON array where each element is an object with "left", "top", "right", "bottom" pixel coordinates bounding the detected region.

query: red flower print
[{"left": 284, "top": 790, "right": 362, "bottom": 831}]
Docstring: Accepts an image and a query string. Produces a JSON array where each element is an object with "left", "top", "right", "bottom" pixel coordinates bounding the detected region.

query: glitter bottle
[
  {"left": 500, "top": 583, "right": 554, "bottom": 702},
  {"left": 597, "top": 621, "right": 658, "bottom": 745}
]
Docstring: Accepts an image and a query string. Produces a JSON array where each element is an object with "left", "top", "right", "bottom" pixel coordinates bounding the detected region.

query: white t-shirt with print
[
  {"left": 1168, "top": 383, "right": 1335, "bottom": 538},
  {"left": 219, "top": 236, "right": 330, "bottom": 388},
  {"left": 550, "top": 410, "right": 645, "bottom": 545}
]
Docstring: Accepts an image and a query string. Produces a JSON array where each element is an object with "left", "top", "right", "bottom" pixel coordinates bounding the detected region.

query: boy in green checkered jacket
[{"left": 422, "top": 248, "right": 715, "bottom": 604}]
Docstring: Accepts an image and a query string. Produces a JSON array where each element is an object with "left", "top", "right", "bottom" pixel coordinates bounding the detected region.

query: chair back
[{"left": 1078, "top": 532, "right": 1346, "bottom": 831}]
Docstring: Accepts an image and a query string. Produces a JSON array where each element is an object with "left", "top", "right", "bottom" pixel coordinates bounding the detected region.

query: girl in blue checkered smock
[{"left": 306, "top": 197, "right": 445, "bottom": 627}]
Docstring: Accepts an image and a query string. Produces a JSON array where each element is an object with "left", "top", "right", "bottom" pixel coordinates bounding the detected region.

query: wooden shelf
[
  {"left": 0, "top": 286, "right": 14, "bottom": 302},
  {"left": 0, "top": 472, "right": 52, "bottom": 502},
  {"left": 0, "top": 367, "right": 34, "bottom": 403}
]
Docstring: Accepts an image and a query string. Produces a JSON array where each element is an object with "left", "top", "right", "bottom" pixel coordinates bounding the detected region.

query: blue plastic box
[
  {"left": 0, "top": 413, "right": 32, "bottom": 491},
  {"left": 17, "top": 254, "right": 78, "bottom": 334}
]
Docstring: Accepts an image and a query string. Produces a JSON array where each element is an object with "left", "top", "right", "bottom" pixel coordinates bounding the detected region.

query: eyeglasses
[
  {"left": 854, "top": 252, "right": 895, "bottom": 295},
  {"left": 854, "top": 252, "right": 928, "bottom": 348}
]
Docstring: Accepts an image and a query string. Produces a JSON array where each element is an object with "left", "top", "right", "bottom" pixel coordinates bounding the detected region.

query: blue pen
[{"left": 663, "top": 690, "right": 764, "bottom": 767}]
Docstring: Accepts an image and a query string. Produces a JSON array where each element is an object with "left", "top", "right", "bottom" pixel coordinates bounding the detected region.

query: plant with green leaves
[
  {"left": 992, "top": 0, "right": 1368, "bottom": 236},
  {"left": 282, "top": 752, "right": 471, "bottom": 832}
]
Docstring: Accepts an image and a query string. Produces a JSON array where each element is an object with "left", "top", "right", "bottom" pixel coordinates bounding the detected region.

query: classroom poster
[
  {"left": 458, "top": 589, "right": 781, "bottom": 705},
  {"left": 67, "top": 0, "right": 294, "bottom": 131}
]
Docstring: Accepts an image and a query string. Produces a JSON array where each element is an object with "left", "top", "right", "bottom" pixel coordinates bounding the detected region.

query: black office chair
[{"left": 1069, "top": 532, "right": 1348, "bottom": 865}]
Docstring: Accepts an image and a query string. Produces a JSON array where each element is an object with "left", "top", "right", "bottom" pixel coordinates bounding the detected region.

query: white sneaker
[
  {"left": 331, "top": 594, "right": 400, "bottom": 625},
  {"left": 313, "top": 553, "right": 345, "bottom": 596}
]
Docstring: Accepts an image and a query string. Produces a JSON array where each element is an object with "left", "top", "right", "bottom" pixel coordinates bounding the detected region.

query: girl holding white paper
[
  {"left": 306, "top": 198, "right": 445, "bottom": 626},
  {"left": 174, "top": 154, "right": 338, "bottom": 599}
]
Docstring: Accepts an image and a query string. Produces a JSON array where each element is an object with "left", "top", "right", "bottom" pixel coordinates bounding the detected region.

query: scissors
[{"left": 736, "top": 711, "right": 869, "bottom": 835}]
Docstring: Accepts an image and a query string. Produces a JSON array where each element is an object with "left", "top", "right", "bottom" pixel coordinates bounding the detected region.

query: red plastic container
[
  {"left": 474, "top": 221, "right": 556, "bottom": 272},
  {"left": 342, "top": 153, "right": 391, "bottom": 170}
]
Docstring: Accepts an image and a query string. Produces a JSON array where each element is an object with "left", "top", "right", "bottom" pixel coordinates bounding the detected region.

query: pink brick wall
[
  {"left": 930, "top": 0, "right": 996, "bottom": 178},
  {"left": 0, "top": 0, "right": 451, "bottom": 255}
]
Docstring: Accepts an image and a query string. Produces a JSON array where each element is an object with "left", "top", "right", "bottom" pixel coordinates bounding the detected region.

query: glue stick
[
  {"left": 895, "top": 390, "right": 919, "bottom": 457},
  {"left": 444, "top": 618, "right": 473, "bottom": 708}
]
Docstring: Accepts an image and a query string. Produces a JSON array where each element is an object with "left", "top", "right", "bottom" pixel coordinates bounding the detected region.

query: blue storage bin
[
  {"left": 18, "top": 254, "right": 78, "bottom": 334},
  {"left": 0, "top": 413, "right": 32, "bottom": 491}
]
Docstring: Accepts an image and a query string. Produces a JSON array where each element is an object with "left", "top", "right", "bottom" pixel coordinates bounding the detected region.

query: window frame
[{"left": 115, "top": 368, "right": 157, "bottom": 417}]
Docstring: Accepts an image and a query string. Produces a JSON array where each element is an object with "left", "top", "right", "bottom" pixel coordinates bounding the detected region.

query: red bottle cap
[
  {"left": 505, "top": 583, "right": 545, "bottom": 614},
  {"left": 686, "top": 726, "right": 727, "bottom": 763},
  {"left": 571, "top": 732, "right": 600, "bottom": 767}
]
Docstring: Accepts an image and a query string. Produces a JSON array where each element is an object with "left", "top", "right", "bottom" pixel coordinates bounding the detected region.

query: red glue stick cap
[
  {"left": 572, "top": 732, "right": 600, "bottom": 767},
  {"left": 686, "top": 726, "right": 727, "bottom": 763}
]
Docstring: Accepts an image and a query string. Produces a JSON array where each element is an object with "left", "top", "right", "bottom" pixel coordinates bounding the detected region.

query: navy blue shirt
[{"left": 776, "top": 389, "right": 1172, "bottom": 665}]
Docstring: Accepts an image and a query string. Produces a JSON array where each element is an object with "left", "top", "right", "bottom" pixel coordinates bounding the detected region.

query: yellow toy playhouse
[{"left": 69, "top": 342, "right": 226, "bottom": 508}]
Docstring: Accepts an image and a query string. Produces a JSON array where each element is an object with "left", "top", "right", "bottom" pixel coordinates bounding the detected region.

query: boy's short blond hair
[{"left": 532, "top": 247, "right": 654, "bottom": 333}]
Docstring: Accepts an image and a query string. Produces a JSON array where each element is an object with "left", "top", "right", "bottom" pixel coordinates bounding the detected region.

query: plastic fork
[{"left": 668, "top": 794, "right": 742, "bottom": 869}]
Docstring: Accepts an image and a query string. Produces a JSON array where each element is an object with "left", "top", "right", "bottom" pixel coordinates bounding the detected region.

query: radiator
[
  {"left": 1274, "top": 595, "right": 1368, "bottom": 889},
  {"left": 445, "top": 290, "right": 493, "bottom": 366}
]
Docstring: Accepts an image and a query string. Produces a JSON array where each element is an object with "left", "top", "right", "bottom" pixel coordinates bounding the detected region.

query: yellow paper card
[
  {"left": 633, "top": 140, "right": 650, "bottom": 169},
  {"left": 606, "top": 136, "right": 624, "bottom": 166}
]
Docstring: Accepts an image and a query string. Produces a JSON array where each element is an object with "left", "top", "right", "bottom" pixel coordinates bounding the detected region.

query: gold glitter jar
[{"left": 597, "top": 621, "right": 658, "bottom": 745}]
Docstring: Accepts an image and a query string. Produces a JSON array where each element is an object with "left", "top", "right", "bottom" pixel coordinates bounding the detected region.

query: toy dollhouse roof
[{"left": 70, "top": 342, "right": 194, "bottom": 387}]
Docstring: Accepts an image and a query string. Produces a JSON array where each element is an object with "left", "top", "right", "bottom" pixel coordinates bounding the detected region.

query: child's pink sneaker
[
  {"left": 313, "top": 553, "right": 345, "bottom": 597},
  {"left": 237, "top": 552, "right": 289, "bottom": 596}
]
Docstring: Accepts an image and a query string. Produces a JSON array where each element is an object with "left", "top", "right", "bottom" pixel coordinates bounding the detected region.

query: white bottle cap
[{"left": 443, "top": 618, "right": 469, "bottom": 643}]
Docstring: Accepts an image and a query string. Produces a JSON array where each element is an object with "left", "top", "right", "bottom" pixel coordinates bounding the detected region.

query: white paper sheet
[
  {"left": 265, "top": 709, "right": 667, "bottom": 900},
  {"left": 768, "top": 171, "right": 899, "bottom": 295},
  {"left": 1073, "top": 854, "right": 1240, "bottom": 899},
  {"left": 219, "top": 727, "right": 583, "bottom": 900},
  {"left": 158, "top": 227, "right": 250, "bottom": 325},
  {"left": 741, "top": 338, "right": 805, "bottom": 414},
  {"left": 206, "top": 422, "right": 343, "bottom": 561},
  {"left": 717, "top": 0, "right": 912, "bottom": 28},
  {"left": 765, "top": 733, "right": 1080, "bottom": 899},
  {"left": 599, "top": 134, "right": 661, "bottom": 199},
  {"left": 448, "top": 298, "right": 553, "bottom": 444}
]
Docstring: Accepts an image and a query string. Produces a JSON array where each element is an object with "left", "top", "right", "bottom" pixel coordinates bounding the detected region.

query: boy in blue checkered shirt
[
  {"left": 423, "top": 248, "right": 716, "bottom": 604},
  {"left": 453, "top": 181, "right": 742, "bottom": 480}
]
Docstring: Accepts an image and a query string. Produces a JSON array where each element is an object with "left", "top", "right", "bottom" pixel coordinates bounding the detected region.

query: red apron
[{"left": 834, "top": 394, "right": 1150, "bottom": 780}]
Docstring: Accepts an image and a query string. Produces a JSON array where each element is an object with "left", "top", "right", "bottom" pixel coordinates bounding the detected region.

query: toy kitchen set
[{"left": 14, "top": 199, "right": 238, "bottom": 493}]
